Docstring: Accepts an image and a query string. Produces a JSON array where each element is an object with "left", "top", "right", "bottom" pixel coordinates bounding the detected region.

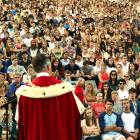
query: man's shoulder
[
  {"left": 16, "top": 78, "right": 75, "bottom": 99},
  {"left": 32, "top": 76, "right": 62, "bottom": 87}
]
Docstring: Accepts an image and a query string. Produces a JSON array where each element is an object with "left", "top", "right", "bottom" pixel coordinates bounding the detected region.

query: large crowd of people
[{"left": 0, "top": 0, "right": 140, "bottom": 139}]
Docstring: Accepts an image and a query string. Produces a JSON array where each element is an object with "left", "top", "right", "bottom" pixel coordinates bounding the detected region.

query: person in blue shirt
[
  {"left": 99, "top": 99, "right": 126, "bottom": 140},
  {"left": 7, "top": 73, "right": 24, "bottom": 99},
  {"left": 6, "top": 73, "right": 24, "bottom": 121},
  {"left": 129, "top": 88, "right": 140, "bottom": 117}
]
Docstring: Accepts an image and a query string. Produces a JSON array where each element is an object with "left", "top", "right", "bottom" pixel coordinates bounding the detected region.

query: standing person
[{"left": 15, "top": 54, "right": 84, "bottom": 140}]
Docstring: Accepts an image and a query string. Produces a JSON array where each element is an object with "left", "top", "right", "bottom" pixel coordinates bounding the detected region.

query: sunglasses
[
  {"left": 119, "top": 83, "right": 125, "bottom": 85},
  {"left": 124, "top": 75, "right": 129, "bottom": 77},
  {"left": 111, "top": 74, "right": 116, "bottom": 76}
]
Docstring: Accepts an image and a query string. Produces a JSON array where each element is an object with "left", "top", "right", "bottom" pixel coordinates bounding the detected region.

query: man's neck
[
  {"left": 119, "top": 88, "right": 124, "bottom": 91},
  {"left": 106, "top": 110, "right": 112, "bottom": 115},
  {"left": 122, "top": 62, "right": 127, "bottom": 65},
  {"left": 37, "top": 71, "right": 50, "bottom": 77},
  {"left": 124, "top": 110, "right": 131, "bottom": 113},
  {"left": 131, "top": 99, "right": 136, "bottom": 102}
]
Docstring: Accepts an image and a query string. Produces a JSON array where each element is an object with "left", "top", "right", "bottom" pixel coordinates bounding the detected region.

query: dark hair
[
  {"left": 32, "top": 54, "right": 50, "bottom": 73},
  {"left": 105, "top": 99, "right": 114, "bottom": 106},
  {"left": 109, "top": 70, "right": 118, "bottom": 85},
  {"left": 107, "top": 57, "right": 115, "bottom": 67},
  {"left": 118, "top": 79, "right": 126, "bottom": 84},
  {"left": 83, "top": 60, "right": 89, "bottom": 66},
  {"left": 129, "top": 88, "right": 137, "bottom": 93}
]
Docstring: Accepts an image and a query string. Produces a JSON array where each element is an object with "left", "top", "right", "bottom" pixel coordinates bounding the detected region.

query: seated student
[
  {"left": 121, "top": 99, "right": 139, "bottom": 140},
  {"left": 81, "top": 60, "right": 94, "bottom": 81},
  {"left": 81, "top": 107, "right": 101, "bottom": 140},
  {"left": 98, "top": 64, "right": 109, "bottom": 89},
  {"left": 65, "top": 59, "right": 80, "bottom": 81},
  {"left": 0, "top": 109, "right": 17, "bottom": 140},
  {"left": 101, "top": 82, "right": 112, "bottom": 101},
  {"left": 129, "top": 88, "right": 140, "bottom": 117},
  {"left": 111, "top": 91, "right": 123, "bottom": 114},
  {"left": 99, "top": 99, "right": 126, "bottom": 140},
  {"left": 117, "top": 79, "right": 129, "bottom": 100},
  {"left": 63, "top": 70, "right": 76, "bottom": 85},
  {"left": 84, "top": 82, "right": 96, "bottom": 105},
  {"left": 22, "top": 65, "right": 36, "bottom": 84},
  {"left": 92, "top": 92, "right": 105, "bottom": 118}
]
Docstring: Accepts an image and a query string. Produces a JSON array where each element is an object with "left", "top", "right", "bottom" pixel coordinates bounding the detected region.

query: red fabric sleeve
[{"left": 74, "top": 85, "right": 84, "bottom": 103}]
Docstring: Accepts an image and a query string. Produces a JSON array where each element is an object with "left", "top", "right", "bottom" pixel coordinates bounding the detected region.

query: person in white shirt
[
  {"left": 121, "top": 99, "right": 139, "bottom": 140},
  {"left": 117, "top": 79, "right": 129, "bottom": 100},
  {"left": 123, "top": 73, "right": 135, "bottom": 91},
  {"left": 23, "top": 32, "right": 33, "bottom": 48},
  {"left": 120, "top": 55, "right": 130, "bottom": 73},
  {"left": 94, "top": 58, "right": 101, "bottom": 75},
  {"left": 22, "top": 65, "right": 36, "bottom": 84}
]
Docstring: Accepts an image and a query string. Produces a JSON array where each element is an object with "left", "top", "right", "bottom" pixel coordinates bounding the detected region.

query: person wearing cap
[{"left": 16, "top": 54, "right": 84, "bottom": 140}]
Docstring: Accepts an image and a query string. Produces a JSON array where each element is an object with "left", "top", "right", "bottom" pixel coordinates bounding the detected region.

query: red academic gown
[{"left": 16, "top": 75, "right": 83, "bottom": 140}]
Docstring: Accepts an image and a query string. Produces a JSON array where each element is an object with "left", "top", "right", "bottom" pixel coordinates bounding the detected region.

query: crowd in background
[{"left": 0, "top": 0, "right": 140, "bottom": 139}]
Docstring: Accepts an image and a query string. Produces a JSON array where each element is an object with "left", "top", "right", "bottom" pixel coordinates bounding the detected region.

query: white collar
[{"left": 37, "top": 72, "right": 50, "bottom": 77}]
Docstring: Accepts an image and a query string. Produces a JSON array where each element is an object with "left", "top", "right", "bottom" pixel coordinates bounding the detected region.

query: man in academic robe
[{"left": 16, "top": 54, "right": 84, "bottom": 140}]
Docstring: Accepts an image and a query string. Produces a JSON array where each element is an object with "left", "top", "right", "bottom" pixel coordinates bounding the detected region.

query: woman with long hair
[
  {"left": 94, "top": 46, "right": 103, "bottom": 60},
  {"left": 128, "top": 63, "right": 139, "bottom": 81},
  {"left": 84, "top": 82, "right": 96, "bottom": 105},
  {"left": 81, "top": 107, "right": 101, "bottom": 140},
  {"left": 92, "top": 92, "right": 105, "bottom": 118},
  {"left": 51, "top": 58, "right": 64, "bottom": 79},
  {"left": 0, "top": 83, "right": 8, "bottom": 110},
  {"left": 101, "top": 82, "right": 112, "bottom": 101},
  {"left": 108, "top": 70, "right": 118, "bottom": 91},
  {"left": 51, "top": 42, "right": 63, "bottom": 59},
  {"left": 116, "top": 64, "right": 124, "bottom": 79},
  {"left": 5, "top": 40, "right": 15, "bottom": 58}
]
